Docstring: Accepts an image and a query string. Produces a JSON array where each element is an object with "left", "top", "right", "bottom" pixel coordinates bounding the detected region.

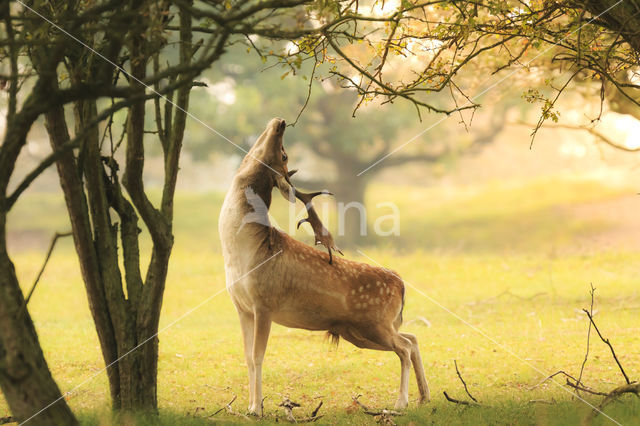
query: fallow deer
[{"left": 218, "top": 117, "right": 429, "bottom": 414}]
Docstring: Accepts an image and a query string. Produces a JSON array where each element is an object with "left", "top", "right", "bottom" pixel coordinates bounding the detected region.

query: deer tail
[{"left": 326, "top": 331, "right": 340, "bottom": 348}]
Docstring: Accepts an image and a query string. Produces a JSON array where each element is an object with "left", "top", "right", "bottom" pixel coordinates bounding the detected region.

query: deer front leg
[
  {"left": 392, "top": 334, "right": 412, "bottom": 409},
  {"left": 249, "top": 309, "right": 272, "bottom": 415},
  {"left": 237, "top": 309, "right": 256, "bottom": 411}
]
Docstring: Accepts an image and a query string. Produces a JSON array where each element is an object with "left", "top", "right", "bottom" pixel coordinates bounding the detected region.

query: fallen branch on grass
[
  {"left": 587, "top": 382, "right": 640, "bottom": 422},
  {"left": 444, "top": 360, "right": 482, "bottom": 406},
  {"left": 278, "top": 397, "right": 323, "bottom": 423},
  {"left": 565, "top": 379, "right": 608, "bottom": 397},
  {"left": 582, "top": 308, "right": 631, "bottom": 385},
  {"left": 526, "top": 287, "right": 639, "bottom": 422},
  {"left": 443, "top": 391, "right": 477, "bottom": 406},
  {"left": 455, "top": 360, "right": 478, "bottom": 403},
  {"left": 209, "top": 395, "right": 252, "bottom": 420},
  {"left": 574, "top": 285, "right": 595, "bottom": 396},
  {"left": 279, "top": 397, "right": 300, "bottom": 422},
  {"left": 352, "top": 395, "right": 402, "bottom": 425},
  {"left": 553, "top": 286, "right": 640, "bottom": 423},
  {"left": 529, "top": 370, "right": 580, "bottom": 390},
  {"left": 579, "top": 290, "right": 639, "bottom": 421},
  {"left": 529, "top": 370, "right": 607, "bottom": 396}
]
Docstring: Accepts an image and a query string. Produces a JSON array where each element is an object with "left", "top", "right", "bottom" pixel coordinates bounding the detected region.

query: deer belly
[
  {"left": 271, "top": 309, "right": 334, "bottom": 331},
  {"left": 269, "top": 286, "right": 349, "bottom": 330}
]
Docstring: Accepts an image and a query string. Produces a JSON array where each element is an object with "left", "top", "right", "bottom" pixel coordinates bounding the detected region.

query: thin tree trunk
[
  {"left": 0, "top": 15, "right": 77, "bottom": 420},
  {"left": 0, "top": 220, "right": 78, "bottom": 425},
  {"left": 44, "top": 103, "right": 123, "bottom": 409},
  {"left": 334, "top": 172, "right": 368, "bottom": 247}
]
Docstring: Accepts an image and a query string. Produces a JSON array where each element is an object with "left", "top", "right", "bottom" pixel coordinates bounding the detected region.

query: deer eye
[{"left": 282, "top": 153, "right": 288, "bottom": 162}]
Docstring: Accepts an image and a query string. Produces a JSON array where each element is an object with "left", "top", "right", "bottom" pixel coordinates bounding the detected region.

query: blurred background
[{"left": 7, "top": 41, "right": 640, "bottom": 255}]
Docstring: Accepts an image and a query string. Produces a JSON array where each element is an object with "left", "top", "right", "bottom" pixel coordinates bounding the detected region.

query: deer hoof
[{"left": 394, "top": 398, "right": 409, "bottom": 410}]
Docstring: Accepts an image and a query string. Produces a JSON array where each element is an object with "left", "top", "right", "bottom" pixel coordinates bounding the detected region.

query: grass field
[{"left": 2, "top": 176, "right": 640, "bottom": 425}]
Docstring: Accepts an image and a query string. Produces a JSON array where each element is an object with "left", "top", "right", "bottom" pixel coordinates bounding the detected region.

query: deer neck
[{"left": 219, "top": 167, "right": 275, "bottom": 255}]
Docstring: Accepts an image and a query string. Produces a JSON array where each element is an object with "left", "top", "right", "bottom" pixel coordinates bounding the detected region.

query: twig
[
  {"left": 443, "top": 391, "right": 475, "bottom": 406},
  {"left": 444, "top": 361, "right": 482, "bottom": 407},
  {"left": 209, "top": 395, "right": 251, "bottom": 420},
  {"left": 352, "top": 395, "right": 403, "bottom": 416},
  {"left": 575, "top": 284, "right": 595, "bottom": 394},
  {"left": 529, "top": 370, "right": 580, "bottom": 390},
  {"left": 582, "top": 309, "right": 631, "bottom": 385},
  {"left": 279, "top": 397, "right": 300, "bottom": 422},
  {"left": 587, "top": 382, "right": 640, "bottom": 421},
  {"left": 17, "top": 231, "right": 72, "bottom": 319},
  {"left": 565, "top": 379, "right": 608, "bottom": 397},
  {"left": 210, "top": 395, "right": 236, "bottom": 417},
  {"left": 310, "top": 401, "right": 323, "bottom": 418},
  {"left": 278, "top": 397, "right": 323, "bottom": 423},
  {"left": 454, "top": 360, "right": 478, "bottom": 403}
]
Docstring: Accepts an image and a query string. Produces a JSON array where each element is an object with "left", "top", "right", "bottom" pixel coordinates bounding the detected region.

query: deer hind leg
[
  {"left": 249, "top": 309, "right": 272, "bottom": 415},
  {"left": 400, "top": 332, "right": 430, "bottom": 403},
  {"left": 391, "top": 333, "right": 413, "bottom": 409},
  {"left": 337, "top": 326, "right": 414, "bottom": 409},
  {"left": 237, "top": 309, "right": 256, "bottom": 412}
]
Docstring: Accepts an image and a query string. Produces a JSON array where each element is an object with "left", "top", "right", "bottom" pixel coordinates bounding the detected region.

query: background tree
[{"left": 188, "top": 47, "right": 512, "bottom": 245}]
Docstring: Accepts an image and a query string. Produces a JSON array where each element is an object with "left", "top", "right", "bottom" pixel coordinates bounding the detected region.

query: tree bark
[
  {"left": 0, "top": 217, "right": 78, "bottom": 425},
  {"left": 334, "top": 170, "right": 369, "bottom": 247},
  {"left": 44, "top": 103, "right": 124, "bottom": 408},
  {"left": 0, "top": 11, "right": 77, "bottom": 420}
]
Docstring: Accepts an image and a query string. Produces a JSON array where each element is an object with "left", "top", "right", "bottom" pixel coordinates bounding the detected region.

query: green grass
[{"left": 2, "top": 176, "right": 639, "bottom": 425}]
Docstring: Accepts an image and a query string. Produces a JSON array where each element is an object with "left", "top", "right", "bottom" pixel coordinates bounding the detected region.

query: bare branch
[
  {"left": 443, "top": 391, "right": 478, "bottom": 406},
  {"left": 278, "top": 397, "right": 324, "bottom": 423},
  {"left": 588, "top": 382, "right": 640, "bottom": 421},
  {"left": 352, "top": 394, "right": 403, "bottom": 422},
  {"left": 576, "top": 284, "right": 596, "bottom": 393},
  {"left": 209, "top": 395, "right": 252, "bottom": 420},
  {"left": 583, "top": 308, "right": 631, "bottom": 385},
  {"left": 454, "top": 360, "right": 478, "bottom": 403},
  {"left": 17, "top": 231, "right": 72, "bottom": 317}
]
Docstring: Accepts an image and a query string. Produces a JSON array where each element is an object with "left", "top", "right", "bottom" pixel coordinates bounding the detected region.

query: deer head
[
  {"left": 243, "top": 118, "right": 341, "bottom": 264},
  {"left": 242, "top": 117, "right": 293, "bottom": 201}
]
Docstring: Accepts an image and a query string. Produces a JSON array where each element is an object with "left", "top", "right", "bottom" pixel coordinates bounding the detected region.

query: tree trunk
[
  {"left": 44, "top": 103, "right": 123, "bottom": 408},
  {"left": 334, "top": 172, "right": 369, "bottom": 247},
  {"left": 0, "top": 220, "right": 78, "bottom": 425},
  {"left": 44, "top": 99, "right": 160, "bottom": 411}
]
